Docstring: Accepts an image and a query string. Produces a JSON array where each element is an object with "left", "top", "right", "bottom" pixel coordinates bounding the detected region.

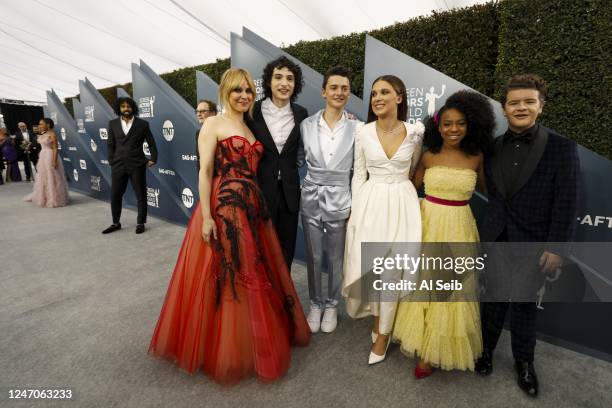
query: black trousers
[
  {"left": 481, "top": 302, "right": 538, "bottom": 363},
  {"left": 111, "top": 164, "right": 147, "bottom": 224},
  {"left": 269, "top": 181, "right": 299, "bottom": 269},
  {"left": 19, "top": 154, "right": 33, "bottom": 180}
]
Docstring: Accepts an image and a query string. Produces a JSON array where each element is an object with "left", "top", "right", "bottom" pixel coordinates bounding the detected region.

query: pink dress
[{"left": 24, "top": 132, "right": 69, "bottom": 208}]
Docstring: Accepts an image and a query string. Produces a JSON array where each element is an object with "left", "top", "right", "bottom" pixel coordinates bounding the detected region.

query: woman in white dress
[{"left": 342, "top": 75, "right": 424, "bottom": 364}]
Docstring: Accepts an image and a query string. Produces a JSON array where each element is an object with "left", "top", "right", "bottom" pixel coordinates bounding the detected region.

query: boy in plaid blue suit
[{"left": 476, "top": 75, "right": 579, "bottom": 398}]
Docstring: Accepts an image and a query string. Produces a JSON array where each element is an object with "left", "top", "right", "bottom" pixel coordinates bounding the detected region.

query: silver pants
[{"left": 302, "top": 214, "right": 347, "bottom": 309}]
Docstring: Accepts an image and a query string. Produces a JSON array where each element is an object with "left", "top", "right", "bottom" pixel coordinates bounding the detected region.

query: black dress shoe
[
  {"left": 102, "top": 223, "right": 121, "bottom": 234},
  {"left": 135, "top": 224, "right": 145, "bottom": 234},
  {"left": 475, "top": 349, "right": 493, "bottom": 376},
  {"left": 515, "top": 361, "right": 539, "bottom": 397}
]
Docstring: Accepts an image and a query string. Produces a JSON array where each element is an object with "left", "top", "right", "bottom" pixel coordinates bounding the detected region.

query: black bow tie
[{"left": 504, "top": 129, "right": 535, "bottom": 144}]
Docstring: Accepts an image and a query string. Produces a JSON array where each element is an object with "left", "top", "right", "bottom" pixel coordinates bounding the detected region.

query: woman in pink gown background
[{"left": 24, "top": 118, "right": 69, "bottom": 208}]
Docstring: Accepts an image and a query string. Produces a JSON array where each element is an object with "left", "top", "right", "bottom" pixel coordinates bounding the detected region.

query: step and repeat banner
[{"left": 46, "top": 27, "right": 612, "bottom": 356}]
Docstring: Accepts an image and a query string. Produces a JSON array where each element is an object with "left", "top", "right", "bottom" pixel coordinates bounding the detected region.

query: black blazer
[
  {"left": 107, "top": 117, "right": 158, "bottom": 171},
  {"left": 246, "top": 99, "right": 308, "bottom": 213},
  {"left": 14, "top": 131, "right": 39, "bottom": 161},
  {"left": 482, "top": 124, "right": 579, "bottom": 244}
]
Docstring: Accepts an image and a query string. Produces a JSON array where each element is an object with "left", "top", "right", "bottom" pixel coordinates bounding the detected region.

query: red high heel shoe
[{"left": 414, "top": 362, "right": 433, "bottom": 379}]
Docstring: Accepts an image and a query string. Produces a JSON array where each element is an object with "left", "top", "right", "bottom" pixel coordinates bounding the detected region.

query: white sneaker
[
  {"left": 307, "top": 307, "right": 322, "bottom": 333},
  {"left": 320, "top": 307, "right": 338, "bottom": 333}
]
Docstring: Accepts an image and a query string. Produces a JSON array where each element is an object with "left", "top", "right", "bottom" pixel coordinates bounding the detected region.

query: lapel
[
  {"left": 507, "top": 124, "right": 549, "bottom": 197},
  {"left": 306, "top": 110, "right": 325, "bottom": 167},
  {"left": 252, "top": 99, "right": 278, "bottom": 155},
  {"left": 490, "top": 135, "right": 506, "bottom": 197},
  {"left": 326, "top": 114, "right": 357, "bottom": 169}
]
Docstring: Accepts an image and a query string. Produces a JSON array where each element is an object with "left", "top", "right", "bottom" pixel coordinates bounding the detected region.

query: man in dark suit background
[
  {"left": 476, "top": 74, "right": 579, "bottom": 397},
  {"left": 102, "top": 97, "right": 157, "bottom": 235},
  {"left": 14, "top": 122, "right": 39, "bottom": 181},
  {"left": 194, "top": 99, "right": 217, "bottom": 172},
  {"left": 247, "top": 56, "right": 308, "bottom": 268}
]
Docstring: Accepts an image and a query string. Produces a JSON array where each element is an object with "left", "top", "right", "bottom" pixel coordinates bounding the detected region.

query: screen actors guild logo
[
  {"left": 139, "top": 96, "right": 156, "bottom": 118},
  {"left": 60, "top": 128, "right": 66, "bottom": 140},
  {"left": 143, "top": 142, "right": 150, "bottom": 156},
  {"left": 405, "top": 84, "right": 447, "bottom": 123},
  {"left": 162, "top": 120, "right": 174, "bottom": 142},
  {"left": 73, "top": 169, "right": 79, "bottom": 181},
  {"left": 90, "top": 139, "right": 98, "bottom": 152},
  {"left": 84, "top": 105, "right": 95, "bottom": 122},
  {"left": 91, "top": 175, "right": 101, "bottom": 191},
  {"left": 79, "top": 159, "right": 87, "bottom": 170},
  {"left": 147, "top": 187, "right": 160, "bottom": 208},
  {"left": 99, "top": 128, "right": 108, "bottom": 140},
  {"left": 77, "top": 119, "right": 86, "bottom": 133},
  {"left": 181, "top": 188, "right": 194, "bottom": 209}
]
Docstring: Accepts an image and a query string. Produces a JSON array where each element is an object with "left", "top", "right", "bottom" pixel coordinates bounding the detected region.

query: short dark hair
[
  {"left": 262, "top": 56, "right": 303, "bottom": 102},
  {"left": 197, "top": 99, "right": 217, "bottom": 113},
  {"left": 501, "top": 74, "right": 547, "bottom": 107},
  {"left": 113, "top": 97, "right": 139, "bottom": 116},
  {"left": 424, "top": 90, "right": 495, "bottom": 155},
  {"left": 322, "top": 66, "right": 352, "bottom": 89},
  {"left": 367, "top": 75, "right": 408, "bottom": 123},
  {"left": 41, "top": 117, "right": 55, "bottom": 129}
]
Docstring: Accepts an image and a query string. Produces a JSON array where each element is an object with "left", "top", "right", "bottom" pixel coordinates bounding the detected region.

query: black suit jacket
[
  {"left": 14, "top": 131, "right": 39, "bottom": 161},
  {"left": 482, "top": 124, "right": 579, "bottom": 245},
  {"left": 247, "top": 99, "right": 308, "bottom": 213},
  {"left": 107, "top": 117, "right": 158, "bottom": 171}
]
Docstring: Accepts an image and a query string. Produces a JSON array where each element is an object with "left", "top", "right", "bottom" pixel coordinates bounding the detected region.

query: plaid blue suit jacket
[{"left": 482, "top": 124, "right": 579, "bottom": 244}]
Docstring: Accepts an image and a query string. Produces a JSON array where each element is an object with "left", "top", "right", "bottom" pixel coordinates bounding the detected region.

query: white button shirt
[
  {"left": 21, "top": 131, "right": 30, "bottom": 142},
  {"left": 121, "top": 117, "right": 134, "bottom": 135},
  {"left": 261, "top": 98, "right": 294, "bottom": 154},
  {"left": 318, "top": 111, "right": 347, "bottom": 166}
]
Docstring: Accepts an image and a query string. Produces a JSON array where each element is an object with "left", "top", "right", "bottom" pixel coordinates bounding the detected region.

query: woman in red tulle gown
[{"left": 149, "top": 68, "right": 311, "bottom": 385}]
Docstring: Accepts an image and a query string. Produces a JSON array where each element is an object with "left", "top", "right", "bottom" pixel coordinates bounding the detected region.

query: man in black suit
[
  {"left": 476, "top": 74, "right": 579, "bottom": 397},
  {"left": 102, "top": 97, "right": 158, "bottom": 235},
  {"left": 14, "top": 122, "right": 39, "bottom": 181},
  {"left": 247, "top": 56, "right": 308, "bottom": 268},
  {"left": 195, "top": 99, "right": 217, "bottom": 172}
]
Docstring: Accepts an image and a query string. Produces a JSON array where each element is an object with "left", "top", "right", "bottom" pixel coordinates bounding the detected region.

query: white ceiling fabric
[{"left": 0, "top": 0, "right": 488, "bottom": 102}]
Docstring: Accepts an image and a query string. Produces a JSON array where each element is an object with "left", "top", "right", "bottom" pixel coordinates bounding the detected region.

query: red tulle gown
[{"left": 149, "top": 135, "right": 311, "bottom": 385}]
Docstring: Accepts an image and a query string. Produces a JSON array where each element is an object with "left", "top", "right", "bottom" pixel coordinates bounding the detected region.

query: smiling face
[
  {"left": 322, "top": 75, "right": 350, "bottom": 110},
  {"left": 503, "top": 88, "right": 543, "bottom": 133},
  {"left": 270, "top": 67, "right": 295, "bottom": 104},
  {"left": 370, "top": 80, "right": 402, "bottom": 119},
  {"left": 38, "top": 119, "right": 48, "bottom": 132},
  {"left": 18, "top": 122, "right": 27, "bottom": 132},
  {"left": 439, "top": 108, "right": 467, "bottom": 148},
  {"left": 228, "top": 79, "right": 254, "bottom": 114}
]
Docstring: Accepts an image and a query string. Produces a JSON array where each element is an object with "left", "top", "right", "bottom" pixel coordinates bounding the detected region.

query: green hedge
[
  {"left": 64, "top": 0, "right": 611, "bottom": 159},
  {"left": 495, "top": 0, "right": 611, "bottom": 159}
]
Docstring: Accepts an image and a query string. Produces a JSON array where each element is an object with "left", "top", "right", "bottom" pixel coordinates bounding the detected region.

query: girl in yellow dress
[{"left": 392, "top": 90, "right": 495, "bottom": 377}]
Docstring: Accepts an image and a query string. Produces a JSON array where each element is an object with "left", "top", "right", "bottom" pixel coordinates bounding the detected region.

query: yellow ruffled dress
[{"left": 392, "top": 166, "right": 482, "bottom": 371}]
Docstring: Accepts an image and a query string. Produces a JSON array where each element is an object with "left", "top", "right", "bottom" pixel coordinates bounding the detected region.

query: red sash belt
[{"left": 425, "top": 195, "right": 469, "bottom": 206}]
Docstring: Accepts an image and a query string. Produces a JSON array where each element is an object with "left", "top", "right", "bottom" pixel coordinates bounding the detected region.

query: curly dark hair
[
  {"left": 262, "top": 56, "right": 303, "bottom": 102},
  {"left": 500, "top": 74, "right": 547, "bottom": 107},
  {"left": 423, "top": 90, "right": 495, "bottom": 155},
  {"left": 113, "top": 97, "right": 139, "bottom": 116}
]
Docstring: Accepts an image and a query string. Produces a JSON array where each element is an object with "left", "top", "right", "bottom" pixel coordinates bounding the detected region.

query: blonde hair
[{"left": 218, "top": 68, "right": 256, "bottom": 118}]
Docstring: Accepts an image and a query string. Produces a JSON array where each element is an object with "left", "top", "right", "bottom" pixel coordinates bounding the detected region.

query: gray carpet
[{"left": 1, "top": 181, "right": 611, "bottom": 408}]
